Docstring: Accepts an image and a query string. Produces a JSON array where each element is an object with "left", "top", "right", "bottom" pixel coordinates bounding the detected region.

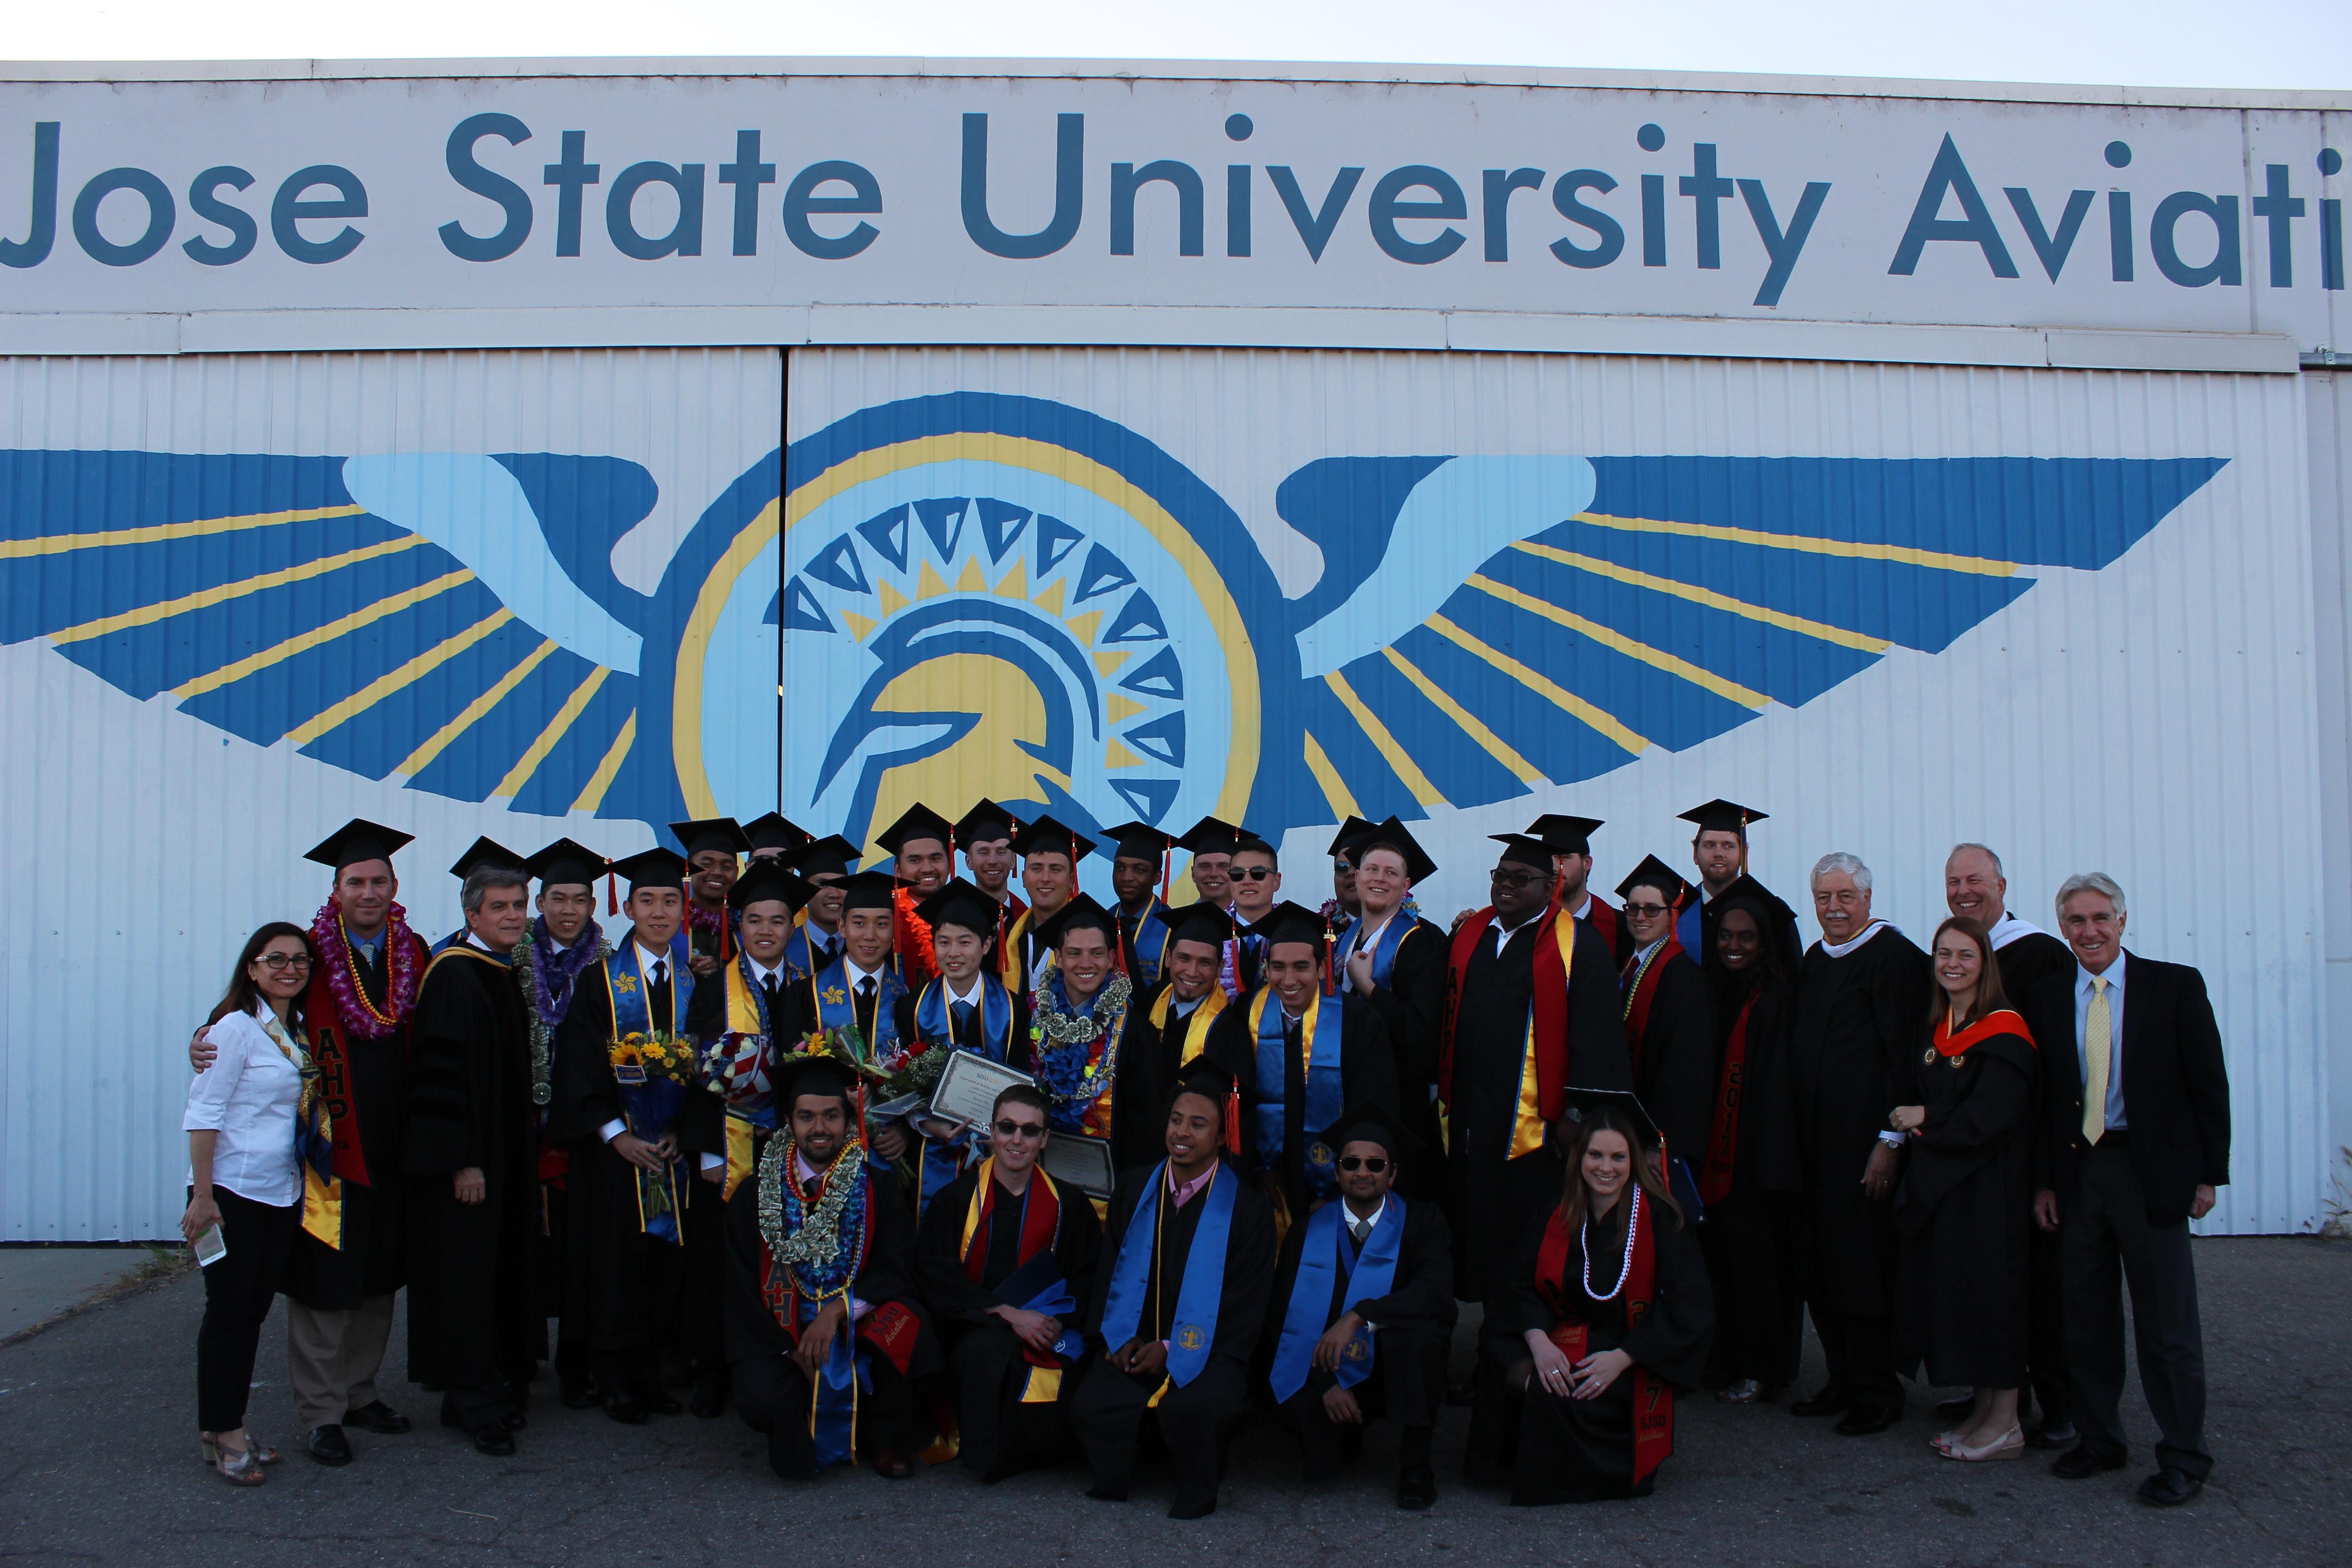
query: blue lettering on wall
[
  {"left": 1267, "top": 165, "right": 1362, "bottom": 262},
  {"left": 183, "top": 167, "right": 257, "bottom": 266},
  {"left": 1890, "top": 135, "right": 2018, "bottom": 279},
  {"left": 441, "top": 112, "right": 534, "bottom": 263},
  {"left": 73, "top": 167, "right": 174, "bottom": 267},
  {"left": 542, "top": 131, "right": 602, "bottom": 259},
  {"left": 1550, "top": 170, "right": 1623, "bottom": 270},
  {"left": 2150, "top": 190, "right": 2241, "bottom": 288},
  {"left": 782, "top": 161, "right": 882, "bottom": 259},
  {"left": 0, "top": 122, "right": 60, "bottom": 270},
  {"left": 271, "top": 165, "right": 367, "bottom": 265},
  {"left": 606, "top": 161, "right": 705, "bottom": 260},
  {"left": 962, "top": 112, "right": 1084, "bottom": 259},
  {"left": 1111, "top": 160, "right": 1205, "bottom": 257},
  {"left": 1368, "top": 165, "right": 1466, "bottom": 265}
]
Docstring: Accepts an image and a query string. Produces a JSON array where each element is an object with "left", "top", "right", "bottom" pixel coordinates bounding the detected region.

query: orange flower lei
[{"left": 893, "top": 885, "right": 937, "bottom": 983}]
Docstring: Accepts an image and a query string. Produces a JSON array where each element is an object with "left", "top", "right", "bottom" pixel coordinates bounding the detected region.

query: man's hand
[
  {"left": 699, "top": 1162, "right": 724, "bottom": 1186},
  {"left": 793, "top": 1299, "right": 850, "bottom": 1376},
  {"left": 687, "top": 951, "right": 721, "bottom": 978},
  {"left": 189, "top": 1026, "right": 216, "bottom": 1073},
  {"left": 1862, "top": 1141, "right": 1901, "bottom": 1199},
  {"left": 653, "top": 1131, "right": 680, "bottom": 1162},
  {"left": 1321, "top": 1384, "right": 1364, "bottom": 1425},
  {"left": 2034, "top": 1188, "right": 2061, "bottom": 1232},
  {"left": 1113, "top": 1338, "right": 1169, "bottom": 1380},
  {"left": 1312, "top": 1312, "right": 1364, "bottom": 1373},
  {"left": 1344, "top": 949, "right": 1376, "bottom": 995},
  {"left": 1572, "top": 1347, "right": 1634, "bottom": 1400},
  {"left": 990, "top": 1305, "right": 1060, "bottom": 1354},
  {"left": 453, "top": 1167, "right": 485, "bottom": 1205},
  {"left": 1450, "top": 909, "right": 1475, "bottom": 933},
  {"left": 871, "top": 1123, "right": 908, "bottom": 1162},
  {"left": 2189, "top": 1183, "right": 2218, "bottom": 1221},
  {"left": 612, "top": 1131, "right": 667, "bottom": 1173}
]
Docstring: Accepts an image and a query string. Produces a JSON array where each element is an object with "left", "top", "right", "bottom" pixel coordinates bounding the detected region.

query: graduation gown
[
  {"left": 1484, "top": 1194, "right": 1712, "bottom": 1504},
  {"left": 1679, "top": 882, "right": 1805, "bottom": 978},
  {"left": 1620, "top": 947, "right": 1718, "bottom": 1177},
  {"left": 1009, "top": 978, "right": 1160, "bottom": 1176},
  {"left": 1118, "top": 980, "right": 1228, "bottom": 1144},
  {"left": 1893, "top": 1014, "right": 2038, "bottom": 1389},
  {"left": 1202, "top": 990, "right": 1401, "bottom": 1217},
  {"left": 284, "top": 930, "right": 423, "bottom": 1309},
  {"left": 912, "top": 1166, "right": 1102, "bottom": 1477},
  {"left": 1348, "top": 916, "right": 1450, "bottom": 1190},
  {"left": 1446, "top": 913, "right": 1631, "bottom": 1305},
  {"left": 1697, "top": 974, "right": 1803, "bottom": 1389},
  {"left": 402, "top": 942, "right": 539, "bottom": 1414},
  {"left": 1784, "top": 926, "right": 1932, "bottom": 1316},
  {"left": 1993, "top": 928, "right": 2074, "bottom": 1009}
]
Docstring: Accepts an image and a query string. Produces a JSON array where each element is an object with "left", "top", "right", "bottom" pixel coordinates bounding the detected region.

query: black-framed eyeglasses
[
  {"left": 256, "top": 953, "right": 314, "bottom": 971},
  {"left": 1234, "top": 865, "right": 1275, "bottom": 881},
  {"left": 1337, "top": 1155, "right": 1389, "bottom": 1172},
  {"left": 992, "top": 1119, "right": 1047, "bottom": 1139},
  {"left": 1623, "top": 902, "right": 1674, "bottom": 917},
  {"left": 1490, "top": 868, "right": 1544, "bottom": 888}
]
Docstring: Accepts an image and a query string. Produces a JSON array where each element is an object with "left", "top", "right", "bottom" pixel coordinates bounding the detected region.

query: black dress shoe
[
  {"left": 870, "top": 1446, "right": 915, "bottom": 1480},
  {"left": 1834, "top": 1405, "right": 1898, "bottom": 1436},
  {"left": 1166, "top": 1495, "right": 1217, "bottom": 1520},
  {"left": 2053, "top": 1445, "right": 2129, "bottom": 1480},
  {"left": 1444, "top": 1379, "right": 1476, "bottom": 1408},
  {"left": 1084, "top": 1480, "right": 1131, "bottom": 1502},
  {"left": 2137, "top": 1466, "right": 2202, "bottom": 1507},
  {"left": 304, "top": 1424, "right": 353, "bottom": 1465},
  {"left": 1934, "top": 1393, "right": 1975, "bottom": 1422},
  {"left": 642, "top": 1392, "right": 684, "bottom": 1416},
  {"left": 471, "top": 1423, "right": 516, "bottom": 1457},
  {"left": 1397, "top": 1465, "right": 1438, "bottom": 1511},
  {"left": 603, "top": 1395, "right": 651, "bottom": 1426},
  {"left": 342, "top": 1400, "right": 411, "bottom": 1435},
  {"left": 2027, "top": 1420, "right": 2078, "bottom": 1450},
  {"left": 1789, "top": 1385, "right": 1852, "bottom": 1418},
  {"left": 689, "top": 1382, "right": 726, "bottom": 1419},
  {"left": 559, "top": 1380, "right": 603, "bottom": 1410}
]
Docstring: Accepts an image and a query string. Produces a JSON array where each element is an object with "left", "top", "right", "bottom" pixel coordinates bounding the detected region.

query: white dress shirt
[{"left": 183, "top": 1004, "right": 303, "bottom": 1207}]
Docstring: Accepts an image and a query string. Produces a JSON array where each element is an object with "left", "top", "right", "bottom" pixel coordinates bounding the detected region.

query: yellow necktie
[{"left": 2082, "top": 975, "right": 2112, "bottom": 1146}]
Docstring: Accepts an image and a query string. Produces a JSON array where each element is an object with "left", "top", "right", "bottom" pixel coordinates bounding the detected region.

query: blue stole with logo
[
  {"left": 783, "top": 918, "right": 838, "bottom": 984},
  {"left": 605, "top": 939, "right": 693, "bottom": 1243},
  {"left": 1099, "top": 1161, "right": 1238, "bottom": 1392},
  {"left": 912, "top": 975, "right": 1017, "bottom": 1215},
  {"left": 1675, "top": 896, "right": 1705, "bottom": 960},
  {"left": 1123, "top": 900, "right": 1173, "bottom": 989},
  {"left": 1269, "top": 1193, "right": 1404, "bottom": 1403},
  {"left": 808, "top": 956, "right": 907, "bottom": 1059},
  {"left": 1335, "top": 911, "right": 1412, "bottom": 990},
  {"left": 1248, "top": 988, "right": 1346, "bottom": 1200}
]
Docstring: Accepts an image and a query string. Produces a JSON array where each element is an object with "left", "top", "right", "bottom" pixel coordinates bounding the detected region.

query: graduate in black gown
[
  {"left": 912, "top": 1082, "right": 1102, "bottom": 1481},
  {"left": 1264, "top": 1102, "right": 1455, "bottom": 1510},
  {"left": 1483, "top": 1090, "right": 1712, "bottom": 1505},
  {"left": 1073, "top": 1063, "right": 1277, "bottom": 1520},
  {"left": 1673, "top": 800, "right": 1804, "bottom": 978},
  {"left": 1105, "top": 822, "right": 1179, "bottom": 990},
  {"left": 1696, "top": 887, "right": 1804, "bottom": 1403},
  {"left": 1204, "top": 902, "right": 1401, "bottom": 1223},
  {"left": 1525, "top": 813, "right": 1627, "bottom": 964},
  {"left": 892, "top": 879, "right": 1030, "bottom": 1217},
  {"left": 1335, "top": 819, "right": 1450, "bottom": 1198},
  {"left": 723, "top": 1056, "right": 940, "bottom": 1480},
  {"left": 1122, "top": 905, "right": 1236, "bottom": 1123},
  {"left": 1783, "top": 853, "right": 1932, "bottom": 1435},
  {"left": 1613, "top": 856, "right": 1718, "bottom": 1187},
  {"left": 402, "top": 864, "right": 537, "bottom": 1453},
  {"left": 1892, "top": 916, "right": 2041, "bottom": 1462},
  {"left": 1014, "top": 896, "right": 1161, "bottom": 1175},
  {"left": 672, "top": 817, "right": 749, "bottom": 984}
]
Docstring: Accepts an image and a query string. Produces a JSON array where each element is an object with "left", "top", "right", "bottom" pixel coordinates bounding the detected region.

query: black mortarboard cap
[
  {"left": 792, "top": 834, "right": 860, "bottom": 880},
  {"left": 783, "top": 1053, "right": 862, "bottom": 1108},
  {"left": 1526, "top": 813, "right": 1605, "bottom": 855},
  {"left": 838, "top": 868, "right": 899, "bottom": 913},
  {"left": 1010, "top": 813, "right": 1094, "bottom": 863},
  {"left": 1103, "top": 821, "right": 1176, "bottom": 863},
  {"left": 1562, "top": 1087, "right": 1662, "bottom": 1148},
  {"left": 1325, "top": 815, "right": 1377, "bottom": 859},
  {"left": 1178, "top": 815, "right": 1240, "bottom": 857},
  {"left": 915, "top": 877, "right": 999, "bottom": 938},
  {"left": 610, "top": 846, "right": 688, "bottom": 892},
  {"left": 1679, "top": 799, "right": 1767, "bottom": 836},
  {"left": 1317, "top": 1099, "right": 1422, "bottom": 1165},
  {"left": 875, "top": 803, "right": 954, "bottom": 857},
  {"left": 1168, "top": 903, "right": 1235, "bottom": 950},
  {"left": 728, "top": 858, "right": 811, "bottom": 913},
  {"left": 447, "top": 835, "right": 526, "bottom": 881},
  {"left": 1171, "top": 1059, "right": 1238, "bottom": 1106},
  {"left": 1615, "top": 853, "right": 1690, "bottom": 906},
  {"left": 1037, "top": 892, "right": 1120, "bottom": 948},
  {"left": 1353, "top": 816, "right": 1437, "bottom": 885},
  {"left": 670, "top": 817, "right": 751, "bottom": 860},
  {"left": 954, "top": 800, "right": 1019, "bottom": 848},
  {"left": 1489, "top": 833, "right": 1554, "bottom": 873},
  {"left": 743, "top": 812, "right": 811, "bottom": 856},
  {"left": 1252, "top": 900, "right": 1331, "bottom": 953},
  {"left": 527, "top": 837, "right": 607, "bottom": 891},
  {"left": 304, "top": 818, "right": 414, "bottom": 872}
]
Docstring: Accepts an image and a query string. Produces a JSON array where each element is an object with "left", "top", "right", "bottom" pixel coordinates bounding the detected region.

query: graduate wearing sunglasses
[{"left": 1264, "top": 1102, "right": 1456, "bottom": 1511}]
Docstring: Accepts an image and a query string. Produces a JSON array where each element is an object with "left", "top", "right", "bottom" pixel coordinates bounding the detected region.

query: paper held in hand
[{"left": 928, "top": 1050, "right": 1037, "bottom": 1130}]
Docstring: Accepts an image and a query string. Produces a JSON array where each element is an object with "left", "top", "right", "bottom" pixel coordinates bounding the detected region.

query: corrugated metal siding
[
  {"left": 789, "top": 345, "right": 2326, "bottom": 1231},
  {"left": 2307, "top": 369, "right": 2352, "bottom": 1229},
  {"left": 0, "top": 348, "right": 783, "bottom": 1239}
]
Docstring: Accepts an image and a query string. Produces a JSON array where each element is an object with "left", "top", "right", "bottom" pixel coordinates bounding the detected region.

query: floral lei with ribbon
[
  {"left": 1028, "top": 971, "right": 1134, "bottom": 1120},
  {"left": 757, "top": 1130, "right": 870, "bottom": 1300},
  {"left": 514, "top": 919, "right": 610, "bottom": 1108},
  {"left": 309, "top": 900, "right": 420, "bottom": 1040}
]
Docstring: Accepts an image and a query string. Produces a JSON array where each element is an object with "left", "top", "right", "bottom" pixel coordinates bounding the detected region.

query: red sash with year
[
  {"left": 1535, "top": 1196, "right": 1674, "bottom": 1486},
  {"left": 1700, "top": 992, "right": 1754, "bottom": 1205}
]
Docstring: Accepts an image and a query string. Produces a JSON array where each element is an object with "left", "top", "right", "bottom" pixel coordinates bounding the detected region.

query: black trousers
[
  {"left": 2061, "top": 1142, "right": 2210, "bottom": 1478},
  {"left": 2025, "top": 1220, "right": 2072, "bottom": 1425},
  {"left": 734, "top": 1345, "right": 918, "bottom": 1479},
  {"left": 1070, "top": 1358, "right": 1248, "bottom": 1511},
  {"left": 945, "top": 1322, "right": 1078, "bottom": 1480},
  {"left": 195, "top": 1187, "right": 296, "bottom": 1433},
  {"left": 1699, "top": 1186, "right": 1803, "bottom": 1389},
  {"left": 1811, "top": 1308, "right": 1901, "bottom": 1414},
  {"left": 1280, "top": 1326, "right": 1444, "bottom": 1480},
  {"left": 679, "top": 1172, "right": 727, "bottom": 1390}
]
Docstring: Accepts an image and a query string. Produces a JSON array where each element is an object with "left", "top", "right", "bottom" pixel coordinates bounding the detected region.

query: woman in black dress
[
  {"left": 1484, "top": 1091, "right": 1712, "bottom": 1504},
  {"left": 1890, "top": 915, "right": 2038, "bottom": 1462}
]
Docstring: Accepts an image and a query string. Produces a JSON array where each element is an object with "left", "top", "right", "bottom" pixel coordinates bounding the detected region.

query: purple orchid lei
[
  {"left": 309, "top": 900, "right": 420, "bottom": 1040},
  {"left": 514, "top": 914, "right": 610, "bottom": 1107}
]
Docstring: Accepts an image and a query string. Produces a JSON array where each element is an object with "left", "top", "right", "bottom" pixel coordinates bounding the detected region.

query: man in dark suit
[{"left": 2025, "top": 872, "right": 2230, "bottom": 1508}]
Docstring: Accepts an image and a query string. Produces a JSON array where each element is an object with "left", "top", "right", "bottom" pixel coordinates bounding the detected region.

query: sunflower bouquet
[{"left": 612, "top": 1031, "right": 704, "bottom": 1087}]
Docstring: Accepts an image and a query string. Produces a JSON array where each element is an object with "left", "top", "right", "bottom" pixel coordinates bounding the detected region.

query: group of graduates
[{"left": 191, "top": 791, "right": 2232, "bottom": 1516}]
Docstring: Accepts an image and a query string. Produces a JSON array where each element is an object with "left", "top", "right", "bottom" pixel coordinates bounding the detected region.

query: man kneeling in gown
[
  {"left": 1073, "top": 1063, "right": 1275, "bottom": 1519},
  {"left": 913, "top": 1083, "right": 1102, "bottom": 1481},
  {"left": 1265, "top": 1101, "right": 1456, "bottom": 1510},
  {"left": 724, "top": 1055, "right": 940, "bottom": 1480},
  {"left": 1480, "top": 1089, "right": 1712, "bottom": 1504}
]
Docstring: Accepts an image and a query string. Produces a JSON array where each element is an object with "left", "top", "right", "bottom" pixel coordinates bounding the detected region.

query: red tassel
[
  {"left": 606, "top": 870, "right": 617, "bottom": 916},
  {"left": 1222, "top": 1089, "right": 1242, "bottom": 1160}
]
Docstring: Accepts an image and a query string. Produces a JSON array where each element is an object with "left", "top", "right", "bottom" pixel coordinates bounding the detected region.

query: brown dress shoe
[{"left": 870, "top": 1446, "right": 914, "bottom": 1479}]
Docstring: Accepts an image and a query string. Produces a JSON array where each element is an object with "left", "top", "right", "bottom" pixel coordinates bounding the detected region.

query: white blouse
[{"left": 181, "top": 1004, "right": 303, "bottom": 1207}]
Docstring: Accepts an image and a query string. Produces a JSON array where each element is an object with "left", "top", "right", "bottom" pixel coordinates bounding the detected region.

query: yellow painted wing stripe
[
  {"left": 572, "top": 711, "right": 637, "bottom": 814},
  {"left": 1323, "top": 670, "right": 1444, "bottom": 808},
  {"left": 0, "top": 503, "right": 368, "bottom": 559},
  {"left": 288, "top": 612, "right": 519, "bottom": 748},
  {"left": 381, "top": 634, "right": 556, "bottom": 778},
  {"left": 171, "top": 568, "right": 476, "bottom": 701},
  {"left": 495, "top": 664, "right": 612, "bottom": 800},
  {"left": 1510, "top": 541, "right": 1891, "bottom": 654},
  {"left": 1572, "top": 510, "right": 2020, "bottom": 577},
  {"left": 1466, "top": 574, "right": 1769, "bottom": 710},
  {"left": 1379, "top": 645, "right": 1547, "bottom": 786},
  {"left": 1423, "top": 613, "right": 1650, "bottom": 755},
  {"left": 1299, "top": 728, "right": 1362, "bottom": 821},
  {"left": 48, "top": 536, "right": 427, "bottom": 645}
]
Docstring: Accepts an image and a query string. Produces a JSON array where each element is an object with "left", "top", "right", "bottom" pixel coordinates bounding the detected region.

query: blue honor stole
[
  {"left": 1674, "top": 896, "right": 1704, "bottom": 960},
  {"left": 913, "top": 976, "right": 1017, "bottom": 1213},
  {"left": 1099, "top": 1161, "right": 1238, "bottom": 1398},
  {"left": 1123, "top": 901, "right": 1173, "bottom": 988},
  {"left": 604, "top": 939, "right": 693, "bottom": 1243},
  {"left": 1337, "top": 911, "right": 1411, "bottom": 990},
  {"left": 1246, "top": 987, "right": 1346, "bottom": 1199},
  {"left": 807, "top": 955, "right": 908, "bottom": 1061},
  {"left": 1269, "top": 1193, "right": 1403, "bottom": 1403}
]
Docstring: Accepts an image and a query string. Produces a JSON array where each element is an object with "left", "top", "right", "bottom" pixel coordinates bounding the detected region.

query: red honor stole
[
  {"left": 299, "top": 924, "right": 424, "bottom": 1188},
  {"left": 1700, "top": 992, "right": 1756, "bottom": 1205},
  {"left": 1619, "top": 937, "right": 1683, "bottom": 1077},
  {"left": 961, "top": 1161, "right": 1066, "bottom": 1381},
  {"left": 1537, "top": 1194, "right": 1673, "bottom": 1486},
  {"left": 1584, "top": 897, "right": 1622, "bottom": 956},
  {"left": 1441, "top": 905, "right": 1578, "bottom": 1157},
  {"left": 1935, "top": 1007, "right": 2036, "bottom": 1057}
]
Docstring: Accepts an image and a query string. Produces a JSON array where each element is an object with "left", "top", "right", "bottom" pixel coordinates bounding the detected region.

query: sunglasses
[
  {"left": 1337, "top": 1155, "right": 1389, "bottom": 1172},
  {"left": 1233, "top": 865, "right": 1275, "bottom": 881},
  {"left": 992, "top": 1119, "right": 1047, "bottom": 1139}
]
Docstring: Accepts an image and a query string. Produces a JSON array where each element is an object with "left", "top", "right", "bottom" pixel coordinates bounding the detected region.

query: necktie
[
  {"left": 1348, "top": 1214, "right": 1371, "bottom": 1247},
  {"left": 648, "top": 957, "right": 671, "bottom": 1025},
  {"left": 2082, "top": 975, "right": 2112, "bottom": 1145},
  {"left": 802, "top": 1175, "right": 821, "bottom": 1200},
  {"left": 951, "top": 1000, "right": 975, "bottom": 1040},
  {"left": 761, "top": 973, "right": 782, "bottom": 1012}
]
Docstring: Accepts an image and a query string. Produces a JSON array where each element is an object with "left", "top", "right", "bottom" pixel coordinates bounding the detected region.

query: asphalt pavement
[{"left": 1, "top": 1235, "right": 2343, "bottom": 1567}]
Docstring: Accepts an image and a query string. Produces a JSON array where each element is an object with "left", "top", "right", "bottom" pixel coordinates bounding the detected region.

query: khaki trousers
[{"left": 286, "top": 1294, "right": 396, "bottom": 1433}]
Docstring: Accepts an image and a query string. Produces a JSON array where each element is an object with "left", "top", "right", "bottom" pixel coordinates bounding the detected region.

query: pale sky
[{"left": 6, "top": 0, "right": 2348, "bottom": 92}]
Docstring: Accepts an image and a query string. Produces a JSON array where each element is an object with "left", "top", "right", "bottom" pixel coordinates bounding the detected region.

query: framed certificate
[
  {"left": 1038, "top": 1132, "right": 1117, "bottom": 1198},
  {"left": 928, "top": 1051, "right": 1036, "bottom": 1130}
]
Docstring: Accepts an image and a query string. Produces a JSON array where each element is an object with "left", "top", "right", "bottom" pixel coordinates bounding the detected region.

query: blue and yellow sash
[
  {"left": 781, "top": 915, "right": 839, "bottom": 984},
  {"left": 1269, "top": 1193, "right": 1403, "bottom": 1403},
  {"left": 717, "top": 951, "right": 778, "bottom": 1199},
  {"left": 1122, "top": 901, "right": 1173, "bottom": 989},
  {"left": 1100, "top": 1161, "right": 1237, "bottom": 1399},
  {"left": 260, "top": 1009, "right": 342, "bottom": 1250},
  {"left": 1246, "top": 987, "right": 1346, "bottom": 1200},
  {"left": 603, "top": 941, "right": 693, "bottom": 1243}
]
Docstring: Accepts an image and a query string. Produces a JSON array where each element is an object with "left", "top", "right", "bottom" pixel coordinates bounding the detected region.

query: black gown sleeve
[
  {"left": 1568, "top": 920, "right": 1633, "bottom": 1093},
  {"left": 683, "top": 973, "right": 725, "bottom": 1043},
  {"left": 911, "top": 1171, "right": 998, "bottom": 1323},
  {"left": 404, "top": 956, "right": 492, "bottom": 1176},
  {"left": 549, "top": 973, "right": 619, "bottom": 1143},
  {"left": 1350, "top": 1200, "right": 1459, "bottom": 1335},
  {"left": 1364, "top": 922, "right": 1447, "bottom": 1093},
  {"left": 1056, "top": 1186, "right": 1104, "bottom": 1313},
  {"left": 1210, "top": 1176, "right": 1278, "bottom": 1363},
  {"left": 1620, "top": 1211, "right": 1715, "bottom": 1391},
  {"left": 1486, "top": 1204, "right": 1556, "bottom": 1344},
  {"left": 1868, "top": 937, "right": 1935, "bottom": 1125},
  {"left": 725, "top": 1180, "right": 795, "bottom": 1360},
  {"left": 855, "top": 1166, "right": 921, "bottom": 1307},
  {"left": 1340, "top": 996, "right": 1401, "bottom": 1114},
  {"left": 1646, "top": 960, "right": 1719, "bottom": 1165},
  {"left": 892, "top": 992, "right": 921, "bottom": 1047}
]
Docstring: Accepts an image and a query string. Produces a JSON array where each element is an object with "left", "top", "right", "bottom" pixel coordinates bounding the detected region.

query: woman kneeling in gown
[{"left": 1483, "top": 1089, "right": 1712, "bottom": 1504}]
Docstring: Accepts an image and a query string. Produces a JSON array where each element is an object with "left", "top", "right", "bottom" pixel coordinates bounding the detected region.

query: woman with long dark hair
[
  {"left": 1699, "top": 892, "right": 1804, "bottom": 1403},
  {"left": 1481, "top": 1092, "right": 1712, "bottom": 1505},
  {"left": 181, "top": 922, "right": 320, "bottom": 1485},
  {"left": 1890, "top": 915, "right": 2038, "bottom": 1462}
]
